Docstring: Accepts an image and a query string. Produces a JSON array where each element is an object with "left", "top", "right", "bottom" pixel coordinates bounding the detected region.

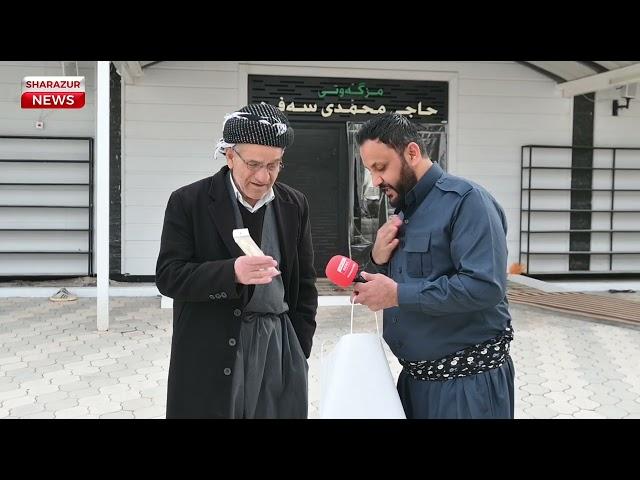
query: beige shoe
[{"left": 49, "top": 287, "right": 78, "bottom": 302}]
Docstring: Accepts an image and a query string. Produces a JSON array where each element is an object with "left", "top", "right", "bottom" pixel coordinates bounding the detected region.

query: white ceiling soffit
[
  {"left": 526, "top": 61, "right": 597, "bottom": 82},
  {"left": 110, "top": 60, "right": 640, "bottom": 95},
  {"left": 559, "top": 63, "right": 640, "bottom": 98},
  {"left": 594, "top": 61, "right": 636, "bottom": 71},
  {"left": 112, "top": 61, "right": 144, "bottom": 84}
]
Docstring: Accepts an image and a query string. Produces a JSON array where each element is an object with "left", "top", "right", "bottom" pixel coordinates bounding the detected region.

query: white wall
[
  {"left": 520, "top": 88, "right": 640, "bottom": 274},
  {"left": 121, "top": 62, "right": 238, "bottom": 274},
  {"left": 122, "top": 61, "right": 579, "bottom": 275},
  {"left": 0, "top": 61, "right": 634, "bottom": 278},
  {"left": 0, "top": 61, "right": 96, "bottom": 276},
  {"left": 12, "top": 61, "right": 637, "bottom": 277},
  {"left": 453, "top": 63, "right": 574, "bottom": 273},
  {"left": 591, "top": 89, "right": 640, "bottom": 273}
]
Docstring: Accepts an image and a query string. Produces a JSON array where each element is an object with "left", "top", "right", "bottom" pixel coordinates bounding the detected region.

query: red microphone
[{"left": 325, "top": 255, "right": 367, "bottom": 288}]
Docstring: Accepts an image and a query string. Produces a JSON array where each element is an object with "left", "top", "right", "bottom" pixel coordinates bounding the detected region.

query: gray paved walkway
[{"left": 1, "top": 296, "right": 639, "bottom": 419}]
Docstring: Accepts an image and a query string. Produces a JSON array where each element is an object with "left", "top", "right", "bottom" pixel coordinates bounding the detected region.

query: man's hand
[
  {"left": 234, "top": 255, "right": 280, "bottom": 285},
  {"left": 351, "top": 272, "right": 398, "bottom": 311},
  {"left": 372, "top": 215, "right": 402, "bottom": 265}
]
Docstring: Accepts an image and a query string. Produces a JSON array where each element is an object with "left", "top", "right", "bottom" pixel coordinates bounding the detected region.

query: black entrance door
[{"left": 276, "top": 122, "right": 349, "bottom": 275}]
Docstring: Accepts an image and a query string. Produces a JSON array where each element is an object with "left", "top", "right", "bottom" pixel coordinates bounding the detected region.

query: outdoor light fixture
[{"left": 613, "top": 83, "right": 637, "bottom": 116}]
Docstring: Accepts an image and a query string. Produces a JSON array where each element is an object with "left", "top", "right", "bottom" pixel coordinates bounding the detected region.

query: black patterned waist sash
[{"left": 399, "top": 327, "right": 513, "bottom": 381}]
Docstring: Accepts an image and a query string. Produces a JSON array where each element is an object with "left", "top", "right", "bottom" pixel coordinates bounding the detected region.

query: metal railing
[
  {"left": 0, "top": 135, "right": 94, "bottom": 276},
  {"left": 519, "top": 145, "right": 640, "bottom": 277}
]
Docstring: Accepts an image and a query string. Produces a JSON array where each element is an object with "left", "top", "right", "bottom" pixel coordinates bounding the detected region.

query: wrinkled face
[
  {"left": 226, "top": 144, "right": 284, "bottom": 205},
  {"left": 359, "top": 139, "right": 417, "bottom": 208}
]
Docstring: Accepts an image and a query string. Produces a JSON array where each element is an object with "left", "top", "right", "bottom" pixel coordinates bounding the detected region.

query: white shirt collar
[{"left": 229, "top": 172, "right": 275, "bottom": 213}]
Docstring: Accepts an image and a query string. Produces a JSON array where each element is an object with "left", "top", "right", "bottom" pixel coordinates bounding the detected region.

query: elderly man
[{"left": 156, "top": 103, "right": 318, "bottom": 419}]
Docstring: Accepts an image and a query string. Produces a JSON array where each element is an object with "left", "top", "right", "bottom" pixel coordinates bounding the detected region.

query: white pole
[{"left": 96, "top": 61, "right": 110, "bottom": 331}]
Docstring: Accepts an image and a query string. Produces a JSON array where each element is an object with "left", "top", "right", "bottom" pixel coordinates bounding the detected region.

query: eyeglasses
[{"left": 232, "top": 147, "right": 284, "bottom": 173}]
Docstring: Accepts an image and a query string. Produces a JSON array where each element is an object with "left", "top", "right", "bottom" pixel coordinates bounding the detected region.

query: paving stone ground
[{"left": 1, "top": 294, "right": 639, "bottom": 419}]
